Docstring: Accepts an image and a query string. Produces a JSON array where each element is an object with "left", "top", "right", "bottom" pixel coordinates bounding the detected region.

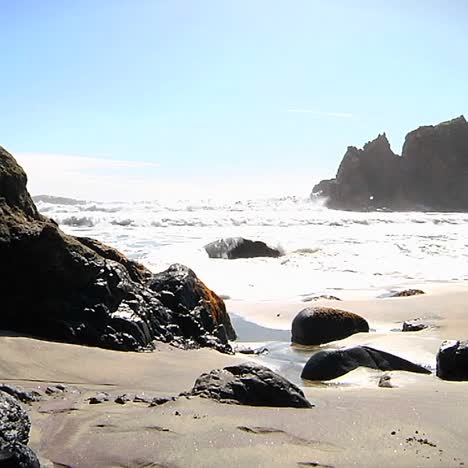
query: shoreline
[{"left": 1, "top": 282, "right": 468, "bottom": 466}]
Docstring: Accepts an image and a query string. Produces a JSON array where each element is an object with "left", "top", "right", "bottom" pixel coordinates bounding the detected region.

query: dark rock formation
[
  {"left": 190, "top": 362, "right": 313, "bottom": 408},
  {"left": 0, "top": 145, "right": 235, "bottom": 353},
  {"left": 402, "top": 319, "right": 428, "bottom": 332},
  {"left": 436, "top": 340, "right": 468, "bottom": 381},
  {"left": 301, "top": 346, "right": 431, "bottom": 381},
  {"left": 148, "top": 263, "right": 236, "bottom": 341},
  {"left": 312, "top": 116, "right": 468, "bottom": 211},
  {"left": 390, "top": 289, "right": 425, "bottom": 298},
  {"left": 0, "top": 392, "right": 40, "bottom": 467},
  {"left": 291, "top": 307, "right": 369, "bottom": 346},
  {"left": 205, "top": 237, "right": 282, "bottom": 259}
]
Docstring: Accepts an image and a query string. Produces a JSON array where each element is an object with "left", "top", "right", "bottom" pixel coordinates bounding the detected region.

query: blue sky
[{"left": 2, "top": 1, "right": 467, "bottom": 199}]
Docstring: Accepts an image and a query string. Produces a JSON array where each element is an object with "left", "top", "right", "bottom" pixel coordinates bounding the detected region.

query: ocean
[{"left": 36, "top": 195, "right": 468, "bottom": 302}]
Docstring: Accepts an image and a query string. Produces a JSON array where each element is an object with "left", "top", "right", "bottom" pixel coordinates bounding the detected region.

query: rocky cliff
[
  {"left": 312, "top": 116, "right": 468, "bottom": 211},
  {"left": 0, "top": 146, "right": 235, "bottom": 352}
]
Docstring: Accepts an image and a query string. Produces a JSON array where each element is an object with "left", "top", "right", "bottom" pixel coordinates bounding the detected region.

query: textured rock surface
[
  {"left": 148, "top": 263, "right": 236, "bottom": 342},
  {"left": 436, "top": 340, "right": 468, "bottom": 381},
  {"left": 205, "top": 237, "right": 282, "bottom": 259},
  {"left": 0, "top": 391, "right": 39, "bottom": 467},
  {"left": 301, "top": 345, "right": 431, "bottom": 381},
  {"left": 0, "top": 146, "right": 235, "bottom": 353},
  {"left": 291, "top": 307, "right": 369, "bottom": 345},
  {"left": 312, "top": 116, "right": 468, "bottom": 211},
  {"left": 190, "top": 362, "right": 313, "bottom": 408}
]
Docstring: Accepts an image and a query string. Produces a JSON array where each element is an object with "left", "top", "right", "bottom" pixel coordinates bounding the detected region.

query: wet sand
[{"left": 1, "top": 285, "right": 468, "bottom": 467}]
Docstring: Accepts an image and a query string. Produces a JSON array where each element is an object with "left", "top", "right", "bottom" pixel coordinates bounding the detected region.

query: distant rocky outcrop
[
  {"left": 205, "top": 237, "right": 282, "bottom": 259},
  {"left": 32, "top": 194, "right": 87, "bottom": 205},
  {"left": 291, "top": 307, "right": 369, "bottom": 346},
  {"left": 0, "top": 145, "right": 235, "bottom": 353},
  {"left": 312, "top": 116, "right": 468, "bottom": 211},
  {"left": 301, "top": 346, "right": 431, "bottom": 381},
  {"left": 189, "top": 362, "right": 313, "bottom": 408}
]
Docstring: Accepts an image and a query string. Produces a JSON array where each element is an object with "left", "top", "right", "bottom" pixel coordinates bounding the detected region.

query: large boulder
[
  {"left": 0, "top": 145, "right": 235, "bottom": 353},
  {"left": 0, "top": 391, "right": 39, "bottom": 467},
  {"left": 301, "top": 346, "right": 431, "bottom": 381},
  {"left": 312, "top": 116, "right": 468, "bottom": 211},
  {"left": 189, "top": 362, "right": 312, "bottom": 408},
  {"left": 436, "top": 340, "right": 468, "bottom": 381},
  {"left": 205, "top": 237, "right": 282, "bottom": 259},
  {"left": 291, "top": 307, "right": 369, "bottom": 346},
  {"left": 147, "top": 263, "right": 236, "bottom": 341}
]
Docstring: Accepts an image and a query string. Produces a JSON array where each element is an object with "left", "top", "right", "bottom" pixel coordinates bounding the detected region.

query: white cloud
[{"left": 286, "top": 109, "right": 353, "bottom": 118}]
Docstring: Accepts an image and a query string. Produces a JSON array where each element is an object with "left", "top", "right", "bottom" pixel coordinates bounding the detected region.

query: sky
[{"left": 1, "top": 0, "right": 467, "bottom": 200}]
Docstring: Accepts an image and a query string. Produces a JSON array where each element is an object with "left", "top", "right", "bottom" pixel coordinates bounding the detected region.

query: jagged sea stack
[{"left": 312, "top": 116, "right": 468, "bottom": 211}]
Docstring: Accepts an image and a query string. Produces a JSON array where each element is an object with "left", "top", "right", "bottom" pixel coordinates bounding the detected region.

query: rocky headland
[{"left": 312, "top": 115, "right": 468, "bottom": 211}]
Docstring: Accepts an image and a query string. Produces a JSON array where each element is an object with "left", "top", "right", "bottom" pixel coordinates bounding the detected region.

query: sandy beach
[{"left": 1, "top": 285, "right": 467, "bottom": 467}]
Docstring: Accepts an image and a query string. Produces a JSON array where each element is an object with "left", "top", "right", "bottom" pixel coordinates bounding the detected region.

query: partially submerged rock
[
  {"left": 205, "top": 237, "right": 282, "bottom": 259},
  {"left": 0, "top": 392, "right": 40, "bottom": 467},
  {"left": 291, "top": 307, "right": 369, "bottom": 346},
  {"left": 0, "top": 146, "right": 236, "bottom": 353},
  {"left": 302, "top": 295, "right": 342, "bottom": 302},
  {"left": 402, "top": 319, "right": 428, "bottom": 332},
  {"left": 436, "top": 340, "right": 468, "bottom": 381},
  {"left": 190, "top": 362, "right": 313, "bottom": 408},
  {"left": 390, "top": 289, "right": 425, "bottom": 298},
  {"left": 301, "top": 345, "right": 431, "bottom": 381}
]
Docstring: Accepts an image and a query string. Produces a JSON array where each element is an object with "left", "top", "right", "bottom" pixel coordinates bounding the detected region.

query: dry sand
[{"left": 1, "top": 285, "right": 468, "bottom": 467}]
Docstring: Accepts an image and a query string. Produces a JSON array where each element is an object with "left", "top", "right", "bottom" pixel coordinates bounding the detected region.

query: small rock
[
  {"left": 88, "top": 392, "right": 110, "bottom": 404},
  {"left": 133, "top": 393, "right": 152, "bottom": 404},
  {"left": 402, "top": 319, "right": 428, "bottom": 332},
  {"left": 302, "top": 295, "right": 342, "bottom": 302},
  {"left": 378, "top": 374, "right": 395, "bottom": 388},
  {"left": 149, "top": 396, "right": 177, "bottom": 407},
  {"left": 114, "top": 394, "right": 131, "bottom": 405},
  {"left": 390, "top": 289, "right": 425, "bottom": 298},
  {"left": 45, "top": 386, "right": 64, "bottom": 395}
]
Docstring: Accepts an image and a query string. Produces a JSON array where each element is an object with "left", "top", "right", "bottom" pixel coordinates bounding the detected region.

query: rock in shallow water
[
  {"left": 190, "top": 362, "right": 313, "bottom": 408},
  {"left": 291, "top": 307, "right": 369, "bottom": 346},
  {"left": 390, "top": 289, "right": 425, "bottom": 298},
  {"left": 402, "top": 319, "right": 428, "bottom": 332},
  {"left": 436, "top": 340, "right": 468, "bottom": 381},
  {"left": 204, "top": 237, "right": 282, "bottom": 259},
  {"left": 301, "top": 345, "right": 431, "bottom": 381}
]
